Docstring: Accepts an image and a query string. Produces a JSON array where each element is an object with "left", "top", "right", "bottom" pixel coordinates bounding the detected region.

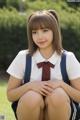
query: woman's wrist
[
  {"left": 26, "top": 82, "right": 33, "bottom": 91},
  {"left": 60, "top": 81, "right": 67, "bottom": 90}
]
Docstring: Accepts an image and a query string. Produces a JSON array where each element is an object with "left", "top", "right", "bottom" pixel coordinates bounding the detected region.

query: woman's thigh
[
  {"left": 17, "top": 90, "right": 45, "bottom": 113},
  {"left": 45, "top": 87, "right": 71, "bottom": 106},
  {"left": 44, "top": 88, "right": 71, "bottom": 120}
]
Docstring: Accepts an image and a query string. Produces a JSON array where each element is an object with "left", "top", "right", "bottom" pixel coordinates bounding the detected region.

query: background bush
[
  {"left": 0, "top": 1, "right": 80, "bottom": 70},
  {"left": 0, "top": 0, "right": 7, "bottom": 8},
  {"left": 6, "top": 0, "right": 19, "bottom": 10},
  {"left": 0, "top": 8, "right": 27, "bottom": 70}
]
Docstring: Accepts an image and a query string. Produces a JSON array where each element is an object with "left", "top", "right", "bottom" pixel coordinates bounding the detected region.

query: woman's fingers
[
  {"left": 33, "top": 89, "right": 47, "bottom": 96},
  {"left": 30, "top": 81, "right": 55, "bottom": 96},
  {"left": 43, "top": 85, "right": 53, "bottom": 93},
  {"left": 39, "top": 90, "right": 47, "bottom": 96},
  {"left": 41, "top": 87, "right": 52, "bottom": 96},
  {"left": 44, "top": 81, "right": 54, "bottom": 87}
]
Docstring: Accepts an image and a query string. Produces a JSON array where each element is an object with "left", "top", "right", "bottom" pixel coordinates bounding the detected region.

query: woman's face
[{"left": 32, "top": 28, "right": 53, "bottom": 50}]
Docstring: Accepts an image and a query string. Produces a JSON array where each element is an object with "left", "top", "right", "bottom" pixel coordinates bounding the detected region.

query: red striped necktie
[{"left": 37, "top": 61, "right": 55, "bottom": 81}]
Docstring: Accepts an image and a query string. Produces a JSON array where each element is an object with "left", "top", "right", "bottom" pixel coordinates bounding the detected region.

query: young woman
[{"left": 7, "top": 10, "right": 80, "bottom": 120}]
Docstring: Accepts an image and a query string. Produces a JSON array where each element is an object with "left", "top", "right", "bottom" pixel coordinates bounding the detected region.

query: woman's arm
[
  {"left": 61, "top": 78, "right": 80, "bottom": 103},
  {"left": 46, "top": 78, "right": 80, "bottom": 103},
  {"left": 7, "top": 76, "right": 31, "bottom": 102},
  {"left": 7, "top": 76, "right": 54, "bottom": 102}
]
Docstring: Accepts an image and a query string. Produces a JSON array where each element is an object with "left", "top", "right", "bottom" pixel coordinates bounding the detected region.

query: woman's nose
[{"left": 37, "top": 31, "right": 43, "bottom": 39}]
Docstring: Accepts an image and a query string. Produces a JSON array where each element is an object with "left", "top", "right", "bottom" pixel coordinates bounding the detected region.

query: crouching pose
[{"left": 7, "top": 9, "right": 80, "bottom": 120}]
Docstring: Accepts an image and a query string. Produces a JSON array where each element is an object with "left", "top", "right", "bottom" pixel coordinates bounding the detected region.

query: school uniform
[
  {"left": 7, "top": 49, "right": 80, "bottom": 81},
  {"left": 7, "top": 49, "right": 80, "bottom": 120}
]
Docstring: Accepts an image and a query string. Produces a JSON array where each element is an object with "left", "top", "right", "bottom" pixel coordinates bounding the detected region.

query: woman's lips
[{"left": 38, "top": 41, "right": 47, "bottom": 44}]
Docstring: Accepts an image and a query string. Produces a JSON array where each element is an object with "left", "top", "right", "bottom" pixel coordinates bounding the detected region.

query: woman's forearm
[
  {"left": 7, "top": 82, "right": 31, "bottom": 102},
  {"left": 61, "top": 82, "right": 80, "bottom": 103}
]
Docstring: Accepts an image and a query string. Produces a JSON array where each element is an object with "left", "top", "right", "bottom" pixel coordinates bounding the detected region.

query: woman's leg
[
  {"left": 16, "top": 90, "right": 45, "bottom": 120},
  {"left": 39, "top": 107, "right": 44, "bottom": 120},
  {"left": 44, "top": 105, "right": 49, "bottom": 120},
  {"left": 45, "top": 88, "right": 71, "bottom": 120}
]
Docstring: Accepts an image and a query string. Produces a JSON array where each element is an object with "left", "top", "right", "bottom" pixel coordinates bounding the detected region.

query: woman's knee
[
  {"left": 45, "top": 88, "right": 70, "bottom": 108},
  {"left": 17, "top": 90, "right": 44, "bottom": 111}
]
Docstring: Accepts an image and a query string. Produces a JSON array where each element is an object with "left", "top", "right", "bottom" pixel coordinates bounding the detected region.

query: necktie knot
[{"left": 37, "top": 61, "right": 54, "bottom": 68}]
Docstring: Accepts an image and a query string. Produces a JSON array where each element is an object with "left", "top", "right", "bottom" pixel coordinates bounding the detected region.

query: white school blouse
[{"left": 7, "top": 49, "right": 80, "bottom": 81}]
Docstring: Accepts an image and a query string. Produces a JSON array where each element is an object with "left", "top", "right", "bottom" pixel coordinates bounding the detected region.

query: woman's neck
[{"left": 39, "top": 47, "right": 54, "bottom": 59}]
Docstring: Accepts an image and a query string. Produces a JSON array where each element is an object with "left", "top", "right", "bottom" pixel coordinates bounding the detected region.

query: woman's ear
[{"left": 48, "top": 9, "right": 59, "bottom": 22}]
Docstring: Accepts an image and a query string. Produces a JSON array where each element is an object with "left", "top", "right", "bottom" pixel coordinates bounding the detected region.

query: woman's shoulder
[
  {"left": 18, "top": 49, "right": 29, "bottom": 56},
  {"left": 64, "top": 50, "right": 75, "bottom": 58},
  {"left": 64, "top": 51, "right": 80, "bottom": 79},
  {"left": 64, "top": 50, "right": 79, "bottom": 64},
  {"left": 14, "top": 49, "right": 29, "bottom": 61}
]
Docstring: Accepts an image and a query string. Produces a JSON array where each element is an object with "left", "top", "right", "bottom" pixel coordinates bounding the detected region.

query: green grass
[{"left": 0, "top": 80, "right": 16, "bottom": 120}]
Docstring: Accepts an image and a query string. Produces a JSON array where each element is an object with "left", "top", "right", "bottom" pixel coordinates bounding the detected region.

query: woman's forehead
[
  {"left": 31, "top": 22, "right": 48, "bottom": 30},
  {"left": 29, "top": 15, "right": 52, "bottom": 30}
]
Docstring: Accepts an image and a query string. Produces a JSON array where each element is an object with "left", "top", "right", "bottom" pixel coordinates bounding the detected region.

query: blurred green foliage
[{"left": 0, "top": 8, "right": 27, "bottom": 69}]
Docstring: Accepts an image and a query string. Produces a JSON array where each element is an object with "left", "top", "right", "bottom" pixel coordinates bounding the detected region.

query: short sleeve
[
  {"left": 6, "top": 50, "right": 28, "bottom": 79},
  {"left": 66, "top": 52, "right": 80, "bottom": 80}
]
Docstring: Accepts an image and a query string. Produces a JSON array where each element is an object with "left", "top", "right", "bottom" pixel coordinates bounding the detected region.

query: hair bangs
[{"left": 28, "top": 14, "right": 53, "bottom": 31}]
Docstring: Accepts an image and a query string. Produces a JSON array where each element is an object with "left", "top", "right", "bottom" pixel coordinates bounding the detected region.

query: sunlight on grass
[{"left": 0, "top": 80, "right": 16, "bottom": 120}]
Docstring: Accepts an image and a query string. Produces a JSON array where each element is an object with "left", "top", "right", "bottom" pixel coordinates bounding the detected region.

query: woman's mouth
[{"left": 38, "top": 40, "right": 47, "bottom": 44}]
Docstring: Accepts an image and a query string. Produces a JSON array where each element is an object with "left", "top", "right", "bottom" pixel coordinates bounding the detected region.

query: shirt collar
[{"left": 33, "top": 49, "right": 60, "bottom": 65}]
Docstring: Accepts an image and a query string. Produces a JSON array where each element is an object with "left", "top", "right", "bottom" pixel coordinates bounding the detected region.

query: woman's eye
[
  {"left": 32, "top": 31, "right": 37, "bottom": 34},
  {"left": 43, "top": 29, "right": 49, "bottom": 32}
]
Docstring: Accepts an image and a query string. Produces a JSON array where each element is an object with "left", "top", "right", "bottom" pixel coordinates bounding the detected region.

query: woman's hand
[
  {"left": 28, "top": 81, "right": 54, "bottom": 96},
  {"left": 46, "top": 80, "right": 63, "bottom": 90}
]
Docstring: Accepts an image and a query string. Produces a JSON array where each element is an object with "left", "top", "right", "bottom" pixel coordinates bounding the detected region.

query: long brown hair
[{"left": 27, "top": 10, "right": 63, "bottom": 55}]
